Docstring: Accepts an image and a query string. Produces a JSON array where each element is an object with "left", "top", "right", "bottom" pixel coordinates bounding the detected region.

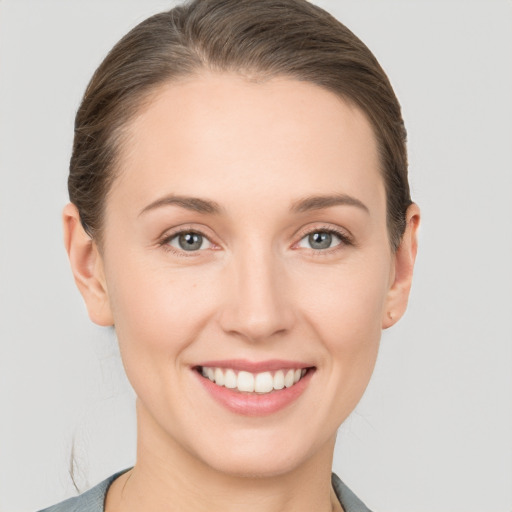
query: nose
[{"left": 218, "top": 245, "right": 296, "bottom": 343}]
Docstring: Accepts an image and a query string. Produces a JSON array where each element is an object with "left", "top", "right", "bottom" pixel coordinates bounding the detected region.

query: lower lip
[{"left": 195, "top": 369, "right": 314, "bottom": 417}]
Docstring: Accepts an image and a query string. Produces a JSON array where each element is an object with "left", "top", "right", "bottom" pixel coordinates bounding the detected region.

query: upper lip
[{"left": 195, "top": 359, "right": 313, "bottom": 373}]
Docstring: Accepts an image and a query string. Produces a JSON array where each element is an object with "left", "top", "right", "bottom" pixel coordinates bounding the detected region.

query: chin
[
  {"left": 185, "top": 426, "right": 332, "bottom": 480},
  {"left": 204, "top": 450, "right": 307, "bottom": 479}
]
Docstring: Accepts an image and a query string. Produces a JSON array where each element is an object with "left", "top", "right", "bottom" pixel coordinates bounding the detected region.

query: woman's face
[{"left": 74, "top": 73, "right": 415, "bottom": 477}]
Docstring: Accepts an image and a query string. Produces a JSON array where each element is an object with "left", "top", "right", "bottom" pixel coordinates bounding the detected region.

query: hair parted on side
[{"left": 69, "top": 0, "right": 411, "bottom": 250}]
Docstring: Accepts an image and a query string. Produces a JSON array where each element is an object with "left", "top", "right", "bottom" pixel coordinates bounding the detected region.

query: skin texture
[{"left": 64, "top": 73, "right": 419, "bottom": 512}]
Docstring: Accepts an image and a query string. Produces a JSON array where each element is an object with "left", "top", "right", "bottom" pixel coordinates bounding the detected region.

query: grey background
[{"left": 1, "top": 1, "right": 511, "bottom": 511}]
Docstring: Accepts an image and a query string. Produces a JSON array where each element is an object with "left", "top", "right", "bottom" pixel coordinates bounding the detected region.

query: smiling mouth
[{"left": 196, "top": 366, "right": 313, "bottom": 394}]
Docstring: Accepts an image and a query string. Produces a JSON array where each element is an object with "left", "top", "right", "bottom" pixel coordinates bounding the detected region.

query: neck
[{"left": 106, "top": 399, "right": 341, "bottom": 512}]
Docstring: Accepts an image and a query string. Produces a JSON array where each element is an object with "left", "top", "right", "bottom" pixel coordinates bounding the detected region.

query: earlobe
[
  {"left": 63, "top": 203, "right": 114, "bottom": 326},
  {"left": 382, "top": 203, "right": 420, "bottom": 329}
]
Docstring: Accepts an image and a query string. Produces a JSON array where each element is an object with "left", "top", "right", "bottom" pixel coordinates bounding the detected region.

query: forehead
[{"left": 114, "top": 72, "right": 384, "bottom": 215}]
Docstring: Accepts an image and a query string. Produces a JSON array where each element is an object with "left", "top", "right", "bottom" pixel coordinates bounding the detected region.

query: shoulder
[
  {"left": 36, "top": 469, "right": 131, "bottom": 512},
  {"left": 38, "top": 469, "right": 368, "bottom": 512},
  {"left": 332, "top": 473, "right": 373, "bottom": 512}
]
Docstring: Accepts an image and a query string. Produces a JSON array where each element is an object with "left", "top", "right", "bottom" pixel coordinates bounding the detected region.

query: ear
[
  {"left": 63, "top": 203, "right": 114, "bottom": 326},
  {"left": 382, "top": 203, "right": 420, "bottom": 329}
]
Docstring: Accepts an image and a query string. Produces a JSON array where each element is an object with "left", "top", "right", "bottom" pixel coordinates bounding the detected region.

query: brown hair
[{"left": 70, "top": 0, "right": 411, "bottom": 250}]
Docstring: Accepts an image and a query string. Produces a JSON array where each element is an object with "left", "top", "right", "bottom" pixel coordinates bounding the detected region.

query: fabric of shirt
[{"left": 37, "top": 469, "right": 372, "bottom": 512}]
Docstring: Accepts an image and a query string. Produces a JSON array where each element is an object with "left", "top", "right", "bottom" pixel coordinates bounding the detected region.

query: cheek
[
  {"left": 104, "top": 254, "right": 215, "bottom": 382},
  {"left": 299, "top": 260, "right": 389, "bottom": 337},
  {"left": 294, "top": 254, "right": 390, "bottom": 385},
  {"left": 282, "top": 256, "right": 390, "bottom": 433}
]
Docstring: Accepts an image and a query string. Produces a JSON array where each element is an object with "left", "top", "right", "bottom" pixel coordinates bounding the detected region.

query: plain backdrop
[{"left": 1, "top": 1, "right": 511, "bottom": 511}]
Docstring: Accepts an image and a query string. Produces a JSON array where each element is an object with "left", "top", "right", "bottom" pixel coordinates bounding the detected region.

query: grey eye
[
  {"left": 298, "top": 231, "right": 341, "bottom": 250},
  {"left": 169, "top": 232, "right": 211, "bottom": 251}
]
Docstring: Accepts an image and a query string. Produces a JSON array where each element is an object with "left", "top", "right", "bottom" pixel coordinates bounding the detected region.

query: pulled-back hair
[{"left": 70, "top": 0, "right": 411, "bottom": 250}]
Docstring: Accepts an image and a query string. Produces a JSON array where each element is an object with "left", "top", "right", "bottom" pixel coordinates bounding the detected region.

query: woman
[{"left": 40, "top": 0, "right": 419, "bottom": 510}]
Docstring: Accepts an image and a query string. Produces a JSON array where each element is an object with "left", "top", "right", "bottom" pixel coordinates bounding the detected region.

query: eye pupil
[
  {"left": 308, "top": 231, "right": 332, "bottom": 250},
  {"left": 178, "top": 232, "right": 203, "bottom": 251}
]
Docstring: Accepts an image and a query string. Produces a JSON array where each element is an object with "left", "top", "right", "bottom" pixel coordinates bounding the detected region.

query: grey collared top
[{"left": 37, "top": 470, "right": 372, "bottom": 512}]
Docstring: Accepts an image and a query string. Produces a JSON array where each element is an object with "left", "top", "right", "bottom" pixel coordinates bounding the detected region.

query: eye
[
  {"left": 297, "top": 230, "right": 344, "bottom": 250},
  {"left": 167, "top": 231, "right": 212, "bottom": 252}
]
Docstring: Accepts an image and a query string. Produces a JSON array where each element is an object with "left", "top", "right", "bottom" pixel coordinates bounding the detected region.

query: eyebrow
[
  {"left": 139, "top": 192, "right": 369, "bottom": 217},
  {"left": 139, "top": 195, "right": 223, "bottom": 216},
  {"left": 291, "top": 193, "right": 369, "bottom": 214}
]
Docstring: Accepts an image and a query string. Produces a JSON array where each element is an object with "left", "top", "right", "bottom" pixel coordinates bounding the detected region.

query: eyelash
[
  {"left": 294, "top": 225, "right": 354, "bottom": 254},
  {"left": 158, "top": 225, "right": 353, "bottom": 257},
  {"left": 158, "top": 227, "right": 217, "bottom": 257}
]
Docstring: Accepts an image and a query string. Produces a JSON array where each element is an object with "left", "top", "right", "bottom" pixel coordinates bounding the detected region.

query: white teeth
[
  {"left": 201, "top": 366, "right": 308, "bottom": 394},
  {"left": 284, "top": 369, "right": 295, "bottom": 388},
  {"left": 237, "top": 371, "right": 255, "bottom": 392},
  {"left": 214, "top": 368, "right": 224, "bottom": 386},
  {"left": 254, "top": 372, "right": 273, "bottom": 393},
  {"left": 274, "top": 370, "right": 285, "bottom": 390},
  {"left": 224, "top": 369, "right": 237, "bottom": 389}
]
